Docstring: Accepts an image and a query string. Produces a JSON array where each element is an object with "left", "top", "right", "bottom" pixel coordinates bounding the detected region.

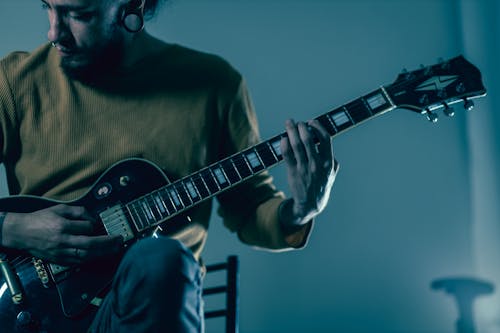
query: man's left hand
[{"left": 279, "top": 119, "right": 339, "bottom": 230}]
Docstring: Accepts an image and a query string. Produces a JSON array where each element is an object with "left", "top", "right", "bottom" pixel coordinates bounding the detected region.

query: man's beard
[{"left": 59, "top": 34, "right": 126, "bottom": 85}]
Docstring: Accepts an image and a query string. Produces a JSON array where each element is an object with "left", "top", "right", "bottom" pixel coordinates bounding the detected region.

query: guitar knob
[
  {"left": 119, "top": 176, "right": 131, "bottom": 187},
  {"left": 16, "top": 311, "right": 39, "bottom": 330},
  {"left": 464, "top": 99, "right": 475, "bottom": 111},
  {"left": 425, "top": 110, "right": 439, "bottom": 123},
  {"left": 443, "top": 104, "right": 455, "bottom": 117}
]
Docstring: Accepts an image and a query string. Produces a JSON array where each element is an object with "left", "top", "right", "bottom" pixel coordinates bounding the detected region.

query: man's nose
[{"left": 47, "top": 11, "right": 68, "bottom": 44}]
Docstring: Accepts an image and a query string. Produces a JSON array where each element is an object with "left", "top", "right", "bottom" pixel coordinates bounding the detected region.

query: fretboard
[{"left": 125, "top": 86, "right": 396, "bottom": 233}]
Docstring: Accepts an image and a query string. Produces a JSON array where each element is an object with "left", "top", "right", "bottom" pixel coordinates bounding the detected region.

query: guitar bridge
[{"left": 32, "top": 258, "right": 50, "bottom": 287}]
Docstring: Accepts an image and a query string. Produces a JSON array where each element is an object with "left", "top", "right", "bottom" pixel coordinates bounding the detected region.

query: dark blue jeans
[{"left": 88, "top": 237, "right": 203, "bottom": 333}]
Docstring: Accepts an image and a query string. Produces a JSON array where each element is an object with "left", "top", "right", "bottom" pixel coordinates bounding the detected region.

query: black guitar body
[{"left": 0, "top": 158, "right": 173, "bottom": 333}]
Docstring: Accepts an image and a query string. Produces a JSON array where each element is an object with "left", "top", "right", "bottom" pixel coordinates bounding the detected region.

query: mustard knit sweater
[{"left": 0, "top": 43, "right": 310, "bottom": 259}]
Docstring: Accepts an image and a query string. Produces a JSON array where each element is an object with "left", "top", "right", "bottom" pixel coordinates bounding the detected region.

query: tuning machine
[
  {"left": 464, "top": 98, "right": 475, "bottom": 111},
  {"left": 442, "top": 103, "right": 455, "bottom": 117},
  {"left": 425, "top": 108, "right": 439, "bottom": 123}
]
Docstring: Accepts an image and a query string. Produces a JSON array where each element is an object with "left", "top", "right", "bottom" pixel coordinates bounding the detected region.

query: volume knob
[{"left": 16, "top": 311, "right": 33, "bottom": 327}]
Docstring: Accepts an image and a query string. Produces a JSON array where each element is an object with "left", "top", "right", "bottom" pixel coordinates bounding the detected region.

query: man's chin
[{"left": 60, "top": 57, "right": 111, "bottom": 84}]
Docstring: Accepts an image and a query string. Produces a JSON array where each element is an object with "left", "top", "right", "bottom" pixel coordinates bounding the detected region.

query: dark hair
[{"left": 144, "top": 0, "right": 168, "bottom": 19}]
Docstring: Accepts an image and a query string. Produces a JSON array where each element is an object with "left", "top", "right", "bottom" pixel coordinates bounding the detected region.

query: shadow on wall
[{"left": 431, "top": 277, "right": 495, "bottom": 333}]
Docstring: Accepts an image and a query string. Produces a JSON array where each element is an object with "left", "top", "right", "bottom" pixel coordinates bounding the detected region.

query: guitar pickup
[{"left": 100, "top": 205, "right": 135, "bottom": 242}]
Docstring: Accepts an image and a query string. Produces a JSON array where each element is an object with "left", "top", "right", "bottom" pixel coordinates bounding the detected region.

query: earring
[{"left": 122, "top": 0, "right": 145, "bottom": 33}]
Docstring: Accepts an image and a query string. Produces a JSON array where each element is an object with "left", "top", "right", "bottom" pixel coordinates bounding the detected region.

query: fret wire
[
  {"left": 183, "top": 181, "right": 195, "bottom": 204},
  {"left": 124, "top": 204, "right": 139, "bottom": 232},
  {"left": 349, "top": 91, "right": 391, "bottom": 120},
  {"left": 318, "top": 114, "right": 338, "bottom": 135},
  {"left": 266, "top": 142, "right": 278, "bottom": 161},
  {"left": 211, "top": 165, "right": 230, "bottom": 187},
  {"left": 148, "top": 193, "right": 165, "bottom": 220},
  {"left": 234, "top": 155, "right": 262, "bottom": 172},
  {"left": 169, "top": 186, "right": 185, "bottom": 208},
  {"left": 329, "top": 108, "right": 353, "bottom": 130},
  {"left": 325, "top": 112, "right": 337, "bottom": 130},
  {"left": 202, "top": 169, "right": 220, "bottom": 194},
  {"left": 163, "top": 187, "right": 181, "bottom": 211},
  {"left": 269, "top": 136, "right": 284, "bottom": 159},
  {"left": 380, "top": 86, "right": 396, "bottom": 108},
  {"left": 197, "top": 174, "right": 210, "bottom": 195},
  {"left": 218, "top": 164, "right": 231, "bottom": 184},
  {"left": 343, "top": 100, "right": 370, "bottom": 126},
  {"left": 241, "top": 153, "right": 254, "bottom": 173},
  {"left": 160, "top": 191, "right": 172, "bottom": 214},
  {"left": 354, "top": 96, "right": 376, "bottom": 121},
  {"left": 245, "top": 148, "right": 265, "bottom": 171},
  {"left": 186, "top": 178, "right": 202, "bottom": 201},
  {"left": 230, "top": 159, "right": 242, "bottom": 179},
  {"left": 141, "top": 200, "right": 155, "bottom": 223},
  {"left": 153, "top": 192, "right": 169, "bottom": 216},
  {"left": 233, "top": 154, "right": 253, "bottom": 179},
  {"left": 221, "top": 160, "right": 241, "bottom": 184},
  {"left": 253, "top": 147, "right": 265, "bottom": 167},
  {"left": 177, "top": 181, "right": 193, "bottom": 206},
  {"left": 208, "top": 168, "right": 222, "bottom": 190},
  {"left": 361, "top": 97, "right": 374, "bottom": 116},
  {"left": 129, "top": 202, "right": 142, "bottom": 231},
  {"left": 193, "top": 174, "right": 210, "bottom": 198},
  {"left": 124, "top": 203, "right": 139, "bottom": 232},
  {"left": 342, "top": 106, "right": 355, "bottom": 124},
  {"left": 255, "top": 143, "right": 278, "bottom": 167},
  {"left": 135, "top": 202, "right": 149, "bottom": 230},
  {"left": 150, "top": 194, "right": 161, "bottom": 216},
  {"left": 151, "top": 193, "right": 164, "bottom": 217},
  {"left": 142, "top": 196, "right": 156, "bottom": 225}
]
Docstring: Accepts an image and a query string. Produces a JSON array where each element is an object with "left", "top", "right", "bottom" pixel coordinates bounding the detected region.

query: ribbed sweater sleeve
[{"left": 0, "top": 56, "right": 20, "bottom": 164}]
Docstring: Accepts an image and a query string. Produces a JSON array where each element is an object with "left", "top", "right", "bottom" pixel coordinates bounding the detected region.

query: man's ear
[{"left": 121, "top": 0, "right": 146, "bottom": 33}]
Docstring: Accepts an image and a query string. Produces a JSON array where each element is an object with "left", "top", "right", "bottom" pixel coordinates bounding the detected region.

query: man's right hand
[{"left": 1, "top": 204, "right": 123, "bottom": 265}]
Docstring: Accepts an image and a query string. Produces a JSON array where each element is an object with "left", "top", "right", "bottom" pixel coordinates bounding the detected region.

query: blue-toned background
[{"left": 1, "top": 1, "right": 499, "bottom": 332}]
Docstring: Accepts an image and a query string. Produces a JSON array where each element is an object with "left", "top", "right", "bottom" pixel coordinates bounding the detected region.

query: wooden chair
[{"left": 203, "top": 256, "right": 239, "bottom": 333}]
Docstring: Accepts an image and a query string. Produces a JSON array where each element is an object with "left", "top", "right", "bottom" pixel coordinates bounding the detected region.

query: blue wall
[{"left": 1, "top": 1, "right": 496, "bottom": 332}]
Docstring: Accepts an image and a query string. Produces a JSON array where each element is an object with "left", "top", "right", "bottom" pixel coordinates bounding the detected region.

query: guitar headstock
[{"left": 385, "top": 56, "right": 487, "bottom": 122}]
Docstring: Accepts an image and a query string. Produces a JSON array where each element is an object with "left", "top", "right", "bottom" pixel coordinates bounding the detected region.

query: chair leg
[{"left": 226, "top": 256, "right": 239, "bottom": 333}]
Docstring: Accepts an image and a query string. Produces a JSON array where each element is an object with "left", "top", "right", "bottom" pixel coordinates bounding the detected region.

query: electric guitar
[{"left": 0, "top": 56, "right": 487, "bottom": 332}]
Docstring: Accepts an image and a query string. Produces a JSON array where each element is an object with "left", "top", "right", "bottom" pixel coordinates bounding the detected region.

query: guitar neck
[{"left": 125, "top": 86, "right": 396, "bottom": 233}]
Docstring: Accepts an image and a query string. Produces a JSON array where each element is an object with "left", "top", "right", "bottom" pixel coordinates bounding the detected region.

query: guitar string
[
  {"left": 61, "top": 75, "right": 451, "bottom": 239},
  {"left": 5, "top": 76, "right": 456, "bottom": 275},
  {"left": 112, "top": 101, "right": 372, "bottom": 232}
]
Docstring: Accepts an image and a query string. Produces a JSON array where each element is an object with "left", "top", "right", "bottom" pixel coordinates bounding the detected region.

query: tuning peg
[
  {"left": 464, "top": 99, "right": 475, "bottom": 111},
  {"left": 425, "top": 109, "right": 439, "bottom": 123},
  {"left": 443, "top": 103, "right": 455, "bottom": 117}
]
